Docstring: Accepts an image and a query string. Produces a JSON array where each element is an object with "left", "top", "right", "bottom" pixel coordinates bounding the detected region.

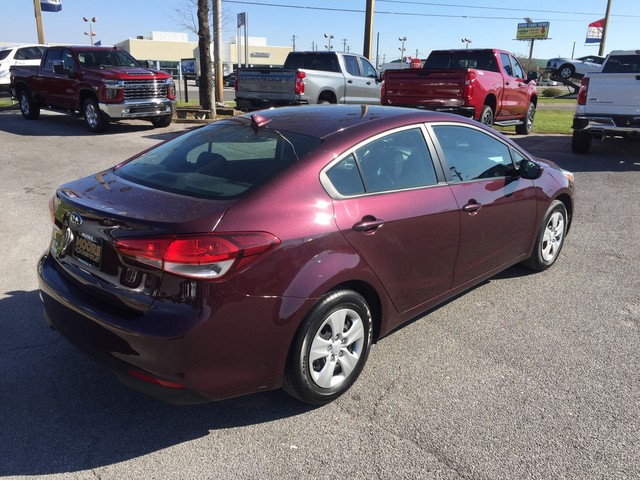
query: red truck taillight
[
  {"left": 577, "top": 77, "right": 589, "bottom": 105},
  {"left": 463, "top": 71, "right": 476, "bottom": 100},
  {"left": 295, "top": 71, "right": 306, "bottom": 95}
]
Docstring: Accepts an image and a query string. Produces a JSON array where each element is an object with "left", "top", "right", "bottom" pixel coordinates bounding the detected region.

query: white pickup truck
[
  {"left": 571, "top": 49, "right": 640, "bottom": 153},
  {"left": 235, "top": 51, "right": 381, "bottom": 110}
]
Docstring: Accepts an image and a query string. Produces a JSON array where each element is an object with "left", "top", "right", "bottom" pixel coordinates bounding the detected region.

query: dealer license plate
[{"left": 73, "top": 232, "right": 103, "bottom": 268}]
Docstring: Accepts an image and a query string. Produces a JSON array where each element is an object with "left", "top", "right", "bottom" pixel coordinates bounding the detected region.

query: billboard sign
[{"left": 516, "top": 22, "right": 550, "bottom": 40}]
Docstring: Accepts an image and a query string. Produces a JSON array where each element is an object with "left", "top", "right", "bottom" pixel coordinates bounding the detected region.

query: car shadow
[
  {"left": 0, "top": 289, "right": 313, "bottom": 477},
  {"left": 511, "top": 134, "right": 640, "bottom": 173},
  {"left": 0, "top": 109, "right": 178, "bottom": 138}
]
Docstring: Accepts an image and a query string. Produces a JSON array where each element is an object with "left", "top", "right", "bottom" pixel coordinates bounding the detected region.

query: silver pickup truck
[
  {"left": 235, "top": 51, "right": 381, "bottom": 110},
  {"left": 572, "top": 50, "right": 640, "bottom": 153}
]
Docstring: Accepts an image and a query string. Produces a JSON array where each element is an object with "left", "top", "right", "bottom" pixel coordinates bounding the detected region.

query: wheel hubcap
[
  {"left": 20, "top": 94, "right": 29, "bottom": 115},
  {"left": 86, "top": 104, "right": 98, "bottom": 128},
  {"left": 308, "top": 308, "right": 365, "bottom": 389},
  {"left": 541, "top": 211, "right": 565, "bottom": 262}
]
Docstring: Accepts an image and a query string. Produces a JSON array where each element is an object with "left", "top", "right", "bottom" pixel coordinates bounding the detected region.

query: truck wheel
[
  {"left": 83, "top": 98, "right": 108, "bottom": 133},
  {"left": 150, "top": 114, "right": 172, "bottom": 128},
  {"left": 18, "top": 89, "right": 40, "bottom": 120},
  {"left": 571, "top": 130, "right": 592, "bottom": 154},
  {"left": 515, "top": 103, "right": 536, "bottom": 135},
  {"left": 479, "top": 105, "right": 493, "bottom": 127}
]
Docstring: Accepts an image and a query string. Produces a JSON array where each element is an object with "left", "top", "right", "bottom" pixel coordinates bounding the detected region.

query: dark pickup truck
[
  {"left": 10, "top": 45, "right": 176, "bottom": 132},
  {"left": 381, "top": 49, "right": 538, "bottom": 134}
]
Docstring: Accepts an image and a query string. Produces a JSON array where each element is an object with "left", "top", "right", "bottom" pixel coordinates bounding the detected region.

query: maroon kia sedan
[{"left": 38, "top": 105, "right": 574, "bottom": 405}]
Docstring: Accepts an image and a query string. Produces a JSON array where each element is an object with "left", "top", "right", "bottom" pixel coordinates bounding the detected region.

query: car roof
[{"left": 231, "top": 105, "right": 470, "bottom": 140}]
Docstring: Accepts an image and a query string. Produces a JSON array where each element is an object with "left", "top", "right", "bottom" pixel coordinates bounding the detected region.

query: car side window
[
  {"left": 61, "top": 49, "right": 76, "bottom": 72},
  {"left": 499, "top": 53, "right": 513, "bottom": 76},
  {"left": 15, "top": 47, "right": 44, "bottom": 60},
  {"left": 432, "top": 125, "right": 515, "bottom": 182},
  {"left": 326, "top": 154, "right": 365, "bottom": 196},
  {"left": 343, "top": 55, "right": 361, "bottom": 77},
  {"left": 511, "top": 56, "right": 525, "bottom": 79},
  {"left": 43, "top": 49, "right": 62, "bottom": 71},
  {"left": 360, "top": 58, "right": 378, "bottom": 78}
]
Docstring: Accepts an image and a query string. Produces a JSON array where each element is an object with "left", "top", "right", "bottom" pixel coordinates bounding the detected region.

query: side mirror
[
  {"left": 518, "top": 159, "right": 543, "bottom": 179},
  {"left": 145, "top": 60, "right": 156, "bottom": 69},
  {"left": 53, "top": 62, "right": 66, "bottom": 75},
  {"left": 527, "top": 71, "right": 538, "bottom": 83}
]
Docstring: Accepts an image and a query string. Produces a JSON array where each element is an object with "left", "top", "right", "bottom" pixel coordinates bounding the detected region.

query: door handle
[
  {"left": 347, "top": 79, "right": 354, "bottom": 84},
  {"left": 352, "top": 217, "right": 385, "bottom": 233},
  {"left": 462, "top": 201, "right": 482, "bottom": 214}
]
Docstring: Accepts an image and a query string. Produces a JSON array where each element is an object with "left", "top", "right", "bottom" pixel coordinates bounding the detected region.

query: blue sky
[{"left": 3, "top": 0, "right": 638, "bottom": 62}]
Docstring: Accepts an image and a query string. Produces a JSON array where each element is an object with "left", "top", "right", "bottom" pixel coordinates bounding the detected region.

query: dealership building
[{"left": 115, "top": 31, "right": 292, "bottom": 78}]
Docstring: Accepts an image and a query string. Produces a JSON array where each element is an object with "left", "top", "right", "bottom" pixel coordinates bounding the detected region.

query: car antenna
[{"left": 250, "top": 113, "right": 271, "bottom": 132}]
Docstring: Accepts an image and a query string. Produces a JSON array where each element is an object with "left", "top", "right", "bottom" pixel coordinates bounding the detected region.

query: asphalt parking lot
[{"left": 0, "top": 108, "right": 638, "bottom": 479}]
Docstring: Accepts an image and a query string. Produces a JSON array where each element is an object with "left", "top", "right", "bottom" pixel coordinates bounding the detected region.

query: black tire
[
  {"left": 571, "top": 130, "right": 592, "bottom": 154},
  {"left": 150, "top": 114, "right": 172, "bottom": 128},
  {"left": 522, "top": 200, "right": 568, "bottom": 271},
  {"left": 83, "top": 97, "right": 108, "bottom": 133},
  {"left": 558, "top": 64, "right": 575, "bottom": 80},
  {"left": 515, "top": 102, "right": 535, "bottom": 135},
  {"left": 479, "top": 105, "right": 493, "bottom": 127},
  {"left": 283, "top": 290, "right": 373, "bottom": 405},
  {"left": 18, "top": 89, "right": 40, "bottom": 120}
]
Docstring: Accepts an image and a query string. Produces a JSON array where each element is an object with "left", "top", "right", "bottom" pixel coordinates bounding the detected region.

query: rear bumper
[
  {"left": 99, "top": 99, "right": 175, "bottom": 120},
  {"left": 37, "top": 253, "right": 306, "bottom": 404},
  {"left": 235, "top": 96, "right": 307, "bottom": 111},
  {"left": 572, "top": 114, "right": 640, "bottom": 137}
]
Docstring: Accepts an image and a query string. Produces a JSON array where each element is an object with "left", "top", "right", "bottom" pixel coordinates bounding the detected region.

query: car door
[
  {"left": 323, "top": 126, "right": 460, "bottom": 313},
  {"left": 342, "top": 54, "right": 376, "bottom": 104},
  {"left": 498, "top": 53, "right": 528, "bottom": 118},
  {"left": 429, "top": 124, "right": 538, "bottom": 287},
  {"left": 357, "top": 56, "right": 381, "bottom": 103},
  {"left": 50, "top": 48, "right": 79, "bottom": 110}
]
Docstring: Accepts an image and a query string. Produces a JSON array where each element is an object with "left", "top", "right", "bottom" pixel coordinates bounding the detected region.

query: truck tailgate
[
  {"left": 236, "top": 69, "right": 297, "bottom": 102},
  {"left": 383, "top": 68, "right": 468, "bottom": 108},
  {"left": 585, "top": 73, "right": 640, "bottom": 116}
]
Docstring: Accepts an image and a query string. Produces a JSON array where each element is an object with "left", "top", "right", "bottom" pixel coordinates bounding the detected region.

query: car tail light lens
[
  {"left": 463, "top": 71, "right": 476, "bottom": 100},
  {"left": 295, "top": 71, "right": 306, "bottom": 95},
  {"left": 577, "top": 77, "right": 589, "bottom": 105},
  {"left": 380, "top": 79, "right": 386, "bottom": 98},
  {"left": 114, "top": 232, "right": 280, "bottom": 280}
]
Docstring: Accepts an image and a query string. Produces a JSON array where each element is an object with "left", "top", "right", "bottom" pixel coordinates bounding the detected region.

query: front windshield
[{"left": 77, "top": 50, "right": 141, "bottom": 69}]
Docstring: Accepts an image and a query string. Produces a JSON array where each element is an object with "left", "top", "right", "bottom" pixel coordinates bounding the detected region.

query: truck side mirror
[{"left": 526, "top": 71, "right": 538, "bottom": 83}]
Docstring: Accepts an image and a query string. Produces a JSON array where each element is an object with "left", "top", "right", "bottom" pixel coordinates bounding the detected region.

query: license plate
[{"left": 73, "top": 232, "right": 103, "bottom": 268}]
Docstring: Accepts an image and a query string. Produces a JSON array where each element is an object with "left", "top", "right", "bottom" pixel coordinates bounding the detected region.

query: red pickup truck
[
  {"left": 381, "top": 49, "right": 538, "bottom": 134},
  {"left": 10, "top": 45, "right": 176, "bottom": 133}
]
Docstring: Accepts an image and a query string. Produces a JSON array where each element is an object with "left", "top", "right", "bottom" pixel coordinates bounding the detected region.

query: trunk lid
[{"left": 383, "top": 68, "right": 468, "bottom": 108}]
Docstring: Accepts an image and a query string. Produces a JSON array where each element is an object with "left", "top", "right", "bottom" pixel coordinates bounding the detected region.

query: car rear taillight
[
  {"left": 577, "top": 77, "right": 589, "bottom": 105},
  {"left": 295, "top": 71, "right": 306, "bottom": 95},
  {"left": 380, "top": 79, "right": 386, "bottom": 98},
  {"left": 463, "top": 71, "right": 476, "bottom": 100},
  {"left": 114, "top": 232, "right": 280, "bottom": 280}
]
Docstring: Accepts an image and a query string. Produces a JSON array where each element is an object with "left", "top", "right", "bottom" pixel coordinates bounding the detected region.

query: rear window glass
[
  {"left": 424, "top": 51, "right": 498, "bottom": 72},
  {"left": 115, "top": 121, "right": 322, "bottom": 199},
  {"left": 602, "top": 55, "right": 640, "bottom": 73},
  {"left": 0, "top": 50, "right": 11, "bottom": 61},
  {"left": 284, "top": 53, "right": 340, "bottom": 72}
]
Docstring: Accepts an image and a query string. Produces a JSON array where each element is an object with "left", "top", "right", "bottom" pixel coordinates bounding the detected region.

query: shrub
[{"left": 542, "top": 87, "right": 563, "bottom": 98}]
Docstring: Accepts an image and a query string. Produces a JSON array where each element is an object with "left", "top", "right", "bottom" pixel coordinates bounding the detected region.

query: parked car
[
  {"left": 546, "top": 55, "right": 605, "bottom": 80},
  {"left": 38, "top": 105, "right": 574, "bottom": 406},
  {"left": 10, "top": 45, "right": 175, "bottom": 132},
  {"left": 572, "top": 50, "right": 640, "bottom": 153},
  {"left": 381, "top": 49, "right": 538, "bottom": 134},
  {"left": 0, "top": 44, "right": 46, "bottom": 92},
  {"left": 227, "top": 73, "right": 235, "bottom": 87}
]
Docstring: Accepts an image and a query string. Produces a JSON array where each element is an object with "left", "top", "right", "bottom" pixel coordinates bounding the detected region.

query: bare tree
[{"left": 197, "top": 0, "right": 214, "bottom": 118}]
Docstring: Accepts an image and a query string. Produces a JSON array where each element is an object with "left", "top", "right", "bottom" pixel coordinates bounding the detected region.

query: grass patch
[{"left": 533, "top": 109, "right": 573, "bottom": 135}]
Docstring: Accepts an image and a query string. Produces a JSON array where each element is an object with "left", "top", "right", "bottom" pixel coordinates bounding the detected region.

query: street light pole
[
  {"left": 83, "top": 16, "right": 97, "bottom": 45},
  {"left": 398, "top": 36, "right": 407, "bottom": 68},
  {"left": 461, "top": 38, "right": 471, "bottom": 49},
  {"left": 324, "top": 33, "right": 334, "bottom": 51}
]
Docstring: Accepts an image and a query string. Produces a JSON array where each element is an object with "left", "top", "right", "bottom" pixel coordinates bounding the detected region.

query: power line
[{"left": 222, "top": 1, "right": 640, "bottom": 20}]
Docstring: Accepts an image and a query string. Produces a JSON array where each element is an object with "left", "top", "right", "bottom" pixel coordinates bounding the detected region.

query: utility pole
[
  {"left": 292, "top": 35, "right": 296, "bottom": 52},
  {"left": 342, "top": 38, "right": 348, "bottom": 52},
  {"left": 363, "top": 0, "right": 374, "bottom": 60},
  {"left": 599, "top": 0, "right": 613, "bottom": 56},
  {"left": 33, "top": 0, "right": 45, "bottom": 43}
]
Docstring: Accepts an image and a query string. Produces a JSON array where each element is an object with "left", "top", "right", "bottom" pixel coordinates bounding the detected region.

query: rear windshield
[
  {"left": 284, "top": 53, "right": 340, "bottom": 72},
  {"left": 115, "top": 120, "right": 322, "bottom": 199},
  {"left": 602, "top": 55, "right": 640, "bottom": 73},
  {"left": 0, "top": 50, "right": 11, "bottom": 61},
  {"left": 423, "top": 51, "right": 499, "bottom": 72}
]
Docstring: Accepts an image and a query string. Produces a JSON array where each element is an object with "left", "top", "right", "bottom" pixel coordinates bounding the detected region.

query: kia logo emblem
[{"left": 69, "top": 212, "right": 83, "bottom": 227}]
